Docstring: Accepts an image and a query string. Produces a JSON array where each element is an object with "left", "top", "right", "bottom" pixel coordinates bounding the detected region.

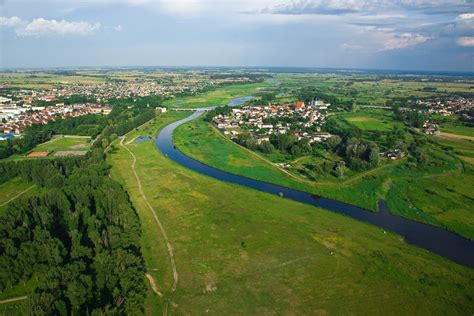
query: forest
[
  {"left": 0, "top": 154, "right": 147, "bottom": 314},
  {"left": 0, "top": 97, "right": 163, "bottom": 314}
]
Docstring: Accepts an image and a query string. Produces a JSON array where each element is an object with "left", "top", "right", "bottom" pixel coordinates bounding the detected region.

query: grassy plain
[
  {"left": 107, "top": 112, "right": 474, "bottom": 314},
  {"left": 0, "top": 72, "right": 106, "bottom": 89},
  {"left": 0, "top": 178, "right": 34, "bottom": 208},
  {"left": 163, "top": 82, "right": 269, "bottom": 108},
  {"left": 174, "top": 116, "right": 474, "bottom": 239},
  {"left": 439, "top": 122, "right": 474, "bottom": 138},
  {"left": 275, "top": 73, "right": 473, "bottom": 106},
  {"left": 32, "top": 136, "right": 90, "bottom": 154},
  {"left": 330, "top": 109, "right": 403, "bottom": 131},
  {"left": 174, "top": 117, "right": 389, "bottom": 211}
]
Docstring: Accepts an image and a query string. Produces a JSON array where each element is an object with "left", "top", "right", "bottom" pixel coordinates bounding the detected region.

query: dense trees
[
  {"left": 295, "top": 87, "right": 353, "bottom": 109},
  {"left": 204, "top": 105, "right": 232, "bottom": 122},
  {"left": 0, "top": 156, "right": 147, "bottom": 315},
  {"left": 0, "top": 96, "right": 162, "bottom": 314},
  {"left": 394, "top": 109, "right": 427, "bottom": 127}
]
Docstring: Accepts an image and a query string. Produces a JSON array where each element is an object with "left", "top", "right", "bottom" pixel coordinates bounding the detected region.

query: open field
[
  {"left": 0, "top": 72, "right": 106, "bottom": 89},
  {"left": 331, "top": 109, "right": 403, "bottom": 131},
  {"left": 163, "top": 82, "right": 269, "bottom": 108},
  {"left": 32, "top": 135, "right": 91, "bottom": 154},
  {"left": 0, "top": 178, "right": 35, "bottom": 211},
  {"left": 275, "top": 73, "right": 474, "bottom": 106},
  {"left": 174, "top": 116, "right": 474, "bottom": 239},
  {"left": 107, "top": 112, "right": 474, "bottom": 314},
  {"left": 439, "top": 123, "right": 474, "bottom": 138}
]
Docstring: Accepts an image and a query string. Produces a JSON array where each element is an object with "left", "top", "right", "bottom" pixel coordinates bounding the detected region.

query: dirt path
[
  {"left": 0, "top": 296, "right": 28, "bottom": 304},
  {"left": 439, "top": 131, "right": 474, "bottom": 141},
  {"left": 145, "top": 273, "right": 163, "bottom": 297},
  {"left": 119, "top": 136, "right": 179, "bottom": 312},
  {"left": 0, "top": 185, "right": 35, "bottom": 207}
]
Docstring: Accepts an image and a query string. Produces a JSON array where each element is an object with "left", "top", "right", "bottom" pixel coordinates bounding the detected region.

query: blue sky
[{"left": 0, "top": 0, "right": 473, "bottom": 71}]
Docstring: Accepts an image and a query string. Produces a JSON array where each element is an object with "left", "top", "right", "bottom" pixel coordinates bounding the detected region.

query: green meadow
[
  {"left": 174, "top": 115, "right": 474, "bottom": 240},
  {"left": 31, "top": 136, "right": 91, "bottom": 154},
  {"left": 107, "top": 112, "right": 474, "bottom": 315},
  {"left": 163, "top": 82, "right": 269, "bottom": 108},
  {"left": 330, "top": 109, "right": 403, "bottom": 131}
]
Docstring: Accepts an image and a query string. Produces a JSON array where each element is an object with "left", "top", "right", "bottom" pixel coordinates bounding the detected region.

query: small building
[{"left": 27, "top": 151, "right": 49, "bottom": 158}]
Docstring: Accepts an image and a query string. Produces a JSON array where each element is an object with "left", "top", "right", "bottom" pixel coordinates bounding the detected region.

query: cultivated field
[{"left": 107, "top": 112, "right": 474, "bottom": 315}]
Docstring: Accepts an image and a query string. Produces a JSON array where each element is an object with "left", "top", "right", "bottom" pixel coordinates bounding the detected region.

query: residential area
[{"left": 211, "top": 100, "right": 333, "bottom": 144}]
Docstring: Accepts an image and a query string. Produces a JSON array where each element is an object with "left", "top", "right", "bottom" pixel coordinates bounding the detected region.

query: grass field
[
  {"left": 163, "top": 82, "right": 269, "bottom": 108},
  {"left": 439, "top": 123, "right": 474, "bottom": 138},
  {"left": 0, "top": 72, "right": 106, "bottom": 89},
  {"left": 331, "top": 109, "right": 402, "bottom": 131},
  {"left": 0, "top": 178, "right": 36, "bottom": 213},
  {"left": 174, "top": 116, "right": 474, "bottom": 240},
  {"left": 107, "top": 112, "right": 474, "bottom": 314},
  {"left": 174, "top": 116, "right": 388, "bottom": 211},
  {"left": 32, "top": 136, "right": 91, "bottom": 154}
]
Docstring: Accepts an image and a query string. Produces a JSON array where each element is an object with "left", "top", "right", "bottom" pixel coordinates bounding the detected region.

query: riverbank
[
  {"left": 107, "top": 111, "right": 474, "bottom": 314},
  {"left": 174, "top": 115, "right": 474, "bottom": 240}
]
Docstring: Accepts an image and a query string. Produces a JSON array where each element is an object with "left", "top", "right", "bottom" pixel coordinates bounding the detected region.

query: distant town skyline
[{"left": 1, "top": 0, "right": 473, "bottom": 71}]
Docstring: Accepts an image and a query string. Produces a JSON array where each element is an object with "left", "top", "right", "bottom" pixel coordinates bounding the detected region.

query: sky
[{"left": 0, "top": 0, "right": 473, "bottom": 71}]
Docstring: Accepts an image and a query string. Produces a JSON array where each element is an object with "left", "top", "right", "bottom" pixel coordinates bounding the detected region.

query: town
[
  {"left": 0, "top": 70, "right": 263, "bottom": 138},
  {"left": 211, "top": 100, "right": 333, "bottom": 145}
]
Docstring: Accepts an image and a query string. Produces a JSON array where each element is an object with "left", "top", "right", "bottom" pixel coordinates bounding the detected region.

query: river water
[{"left": 156, "top": 97, "right": 474, "bottom": 268}]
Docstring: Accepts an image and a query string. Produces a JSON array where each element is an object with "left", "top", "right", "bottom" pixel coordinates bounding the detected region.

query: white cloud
[
  {"left": 0, "top": 16, "right": 101, "bottom": 37},
  {"left": 0, "top": 16, "right": 27, "bottom": 28},
  {"left": 342, "top": 27, "right": 431, "bottom": 52},
  {"left": 456, "top": 36, "right": 474, "bottom": 46},
  {"left": 457, "top": 13, "right": 474, "bottom": 20},
  {"left": 17, "top": 18, "right": 101, "bottom": 36},
  {"left": 380, "top": 32, "right": 431, "bottom": 50}
]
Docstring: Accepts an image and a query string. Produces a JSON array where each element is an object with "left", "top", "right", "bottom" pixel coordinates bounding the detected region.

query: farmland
[
  {"left": 107, "top": 111, "right": 474, "bottom": 314},
  {"left": 162, "top": 82, "right": 269, "bottom": 108},
  {"left": 0, "top": 72, "right": 106, "bottom": 89}
]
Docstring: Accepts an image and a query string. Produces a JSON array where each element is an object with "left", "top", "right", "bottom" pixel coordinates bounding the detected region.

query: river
[{"left": 156, "top": 97, "right": 474, "bottom": 268}]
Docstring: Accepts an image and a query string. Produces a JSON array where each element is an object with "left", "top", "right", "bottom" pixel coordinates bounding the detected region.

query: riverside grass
[
  {"left": 107, "top": 111, "right": 474, "bottom": 315},
  {"left": 174, "top": 116, "right": 474, "bottom": 240}
]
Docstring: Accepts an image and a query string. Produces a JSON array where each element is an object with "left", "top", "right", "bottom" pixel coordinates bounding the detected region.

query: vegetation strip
[
  {"left": 160, "top": 111, "right": 474, "bottom": 268},
  {"left": 0, "top": 185, "right": 35, "bottom": 207},
  {"left": 120, "top": 136, "right": 179, "bottom": 305}
]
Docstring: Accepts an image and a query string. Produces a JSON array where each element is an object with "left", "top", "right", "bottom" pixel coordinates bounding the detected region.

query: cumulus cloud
[
  {"left": 457, "top": 13, "right": 474, "bottom": 20},
  {"left": 456, "top": 36, "right": 474, "bottom": 46},
  {"left": 0, "top": 16, "right": 26, "bottom": 28},
  {"left": 0, "top": 16, "right": 101, "bottom": 37},
  {"left": 380, "top": 32, "right": 431, "bottom": 50}
]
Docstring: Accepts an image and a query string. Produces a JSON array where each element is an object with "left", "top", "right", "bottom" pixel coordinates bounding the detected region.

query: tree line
[
  {"left": 0, "top": 152, "right": 147, "bottom": 315},
  {"left": 0, "top": 95, "right": 166, "bottom": 314}
]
